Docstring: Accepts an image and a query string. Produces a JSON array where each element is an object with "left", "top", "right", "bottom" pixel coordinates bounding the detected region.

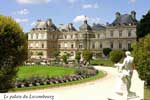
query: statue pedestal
[{"left": 108, "top": 70, "right": 144, "bottom": 100}]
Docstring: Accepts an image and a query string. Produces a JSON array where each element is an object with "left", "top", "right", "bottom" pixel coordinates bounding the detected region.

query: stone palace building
[{"left": 28, "top": 11, "right": 138, "bottom": 59}]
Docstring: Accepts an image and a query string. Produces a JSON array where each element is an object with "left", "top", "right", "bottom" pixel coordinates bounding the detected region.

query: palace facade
[{"left": 28, "top": 11, "right": 138, "bottom": 59}]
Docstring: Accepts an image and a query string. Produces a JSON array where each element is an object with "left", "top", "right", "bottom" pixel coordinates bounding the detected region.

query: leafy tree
[
  {"left": 53, "top": 51, "right": 60, "bottom": 62},
  {"left": 37, "top": 52, "right": 43, "bottom": 56},
  {"left": 75, "top": 52, "right": 81, "bottom": 64},
  {"left": 61, "top": 54, "right": 68, "bottom": 64},
  {"left": 103, "top": 48, "right": 112, "bottom": 57},
  {"left": 0, "top": 16, "right": 27, "bottom": 92},
  {"left": 132, "top": 34, "right": 150, "bottom": 86},
  {"left": 82, "top": 50, "right": 93, "bottom": 65},
  {"left": 109, "top": 50, "right": 123, "bottom": 63},
  {"left": 136, "top": 11, "right": 150, "bottom": 40}
]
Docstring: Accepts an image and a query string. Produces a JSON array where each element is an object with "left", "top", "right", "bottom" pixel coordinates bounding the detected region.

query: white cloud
[
  {"left": 129, "top": 0, "right": 136, "bottom": 3},
  {"left": 73, "top": 15, "right": 105, "bottom": 25},
  {"left": 16, "top": 0, "right": 51, "bottom": 4},
  {"left": 30, "top": 21, "right": 36, "bottom": 26},
  {"left": 15, "top": 18, "right": 29, "bottom": 23},
  {"left": 14, "top": 9, "right": 29, "bottom": 15},
  {"left": 90, "top": 18, "right": 101, "bottom": 23},
  {"left": 67, "top": 0, "right": 77, "bottom": 3},
  {"left": 73, "top": 15, "right": 89, "bottom": 23},
  {"left": 82, "top": 3, "right": 99, "bottom": 9}
]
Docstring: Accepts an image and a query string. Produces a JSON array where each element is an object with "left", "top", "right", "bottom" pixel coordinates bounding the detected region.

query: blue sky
[{"left": 0, "top": 0, "right": 149, "bottom": 32}]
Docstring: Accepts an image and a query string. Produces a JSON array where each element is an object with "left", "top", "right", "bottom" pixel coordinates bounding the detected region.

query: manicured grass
[
  {"left": 91, "top": 58, "right": 113, "bottom": 67},
  {"left": 17, "top": 66, "right": 75, "bottom": 80},
  {"left": 144, "top": 87, "right": 150, "bottom": 99},
  {"left": 11, "top": 71, "right": 105, "bottom": 92}
]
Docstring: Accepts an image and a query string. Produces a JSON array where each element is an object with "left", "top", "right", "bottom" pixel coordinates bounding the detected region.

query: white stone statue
[{"left": 114, "top": 51, "right": 136, "bottom": 99}]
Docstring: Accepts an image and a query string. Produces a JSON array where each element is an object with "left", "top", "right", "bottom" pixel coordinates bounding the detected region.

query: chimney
[
  {"left": 115, "top": 12, "right": 121, "bottom": 19},
  {"left": 47, "top": 19, "right": 52, "bottom": 26},
  {"left": 131, "top": 11, "right": 136, "bottom": 19},
  {"left": 84, "top": 19, "right": 88, "bottom": 24}
]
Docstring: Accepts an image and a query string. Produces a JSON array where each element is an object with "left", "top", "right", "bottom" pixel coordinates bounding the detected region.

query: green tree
[
  {"left": 82, "top": 50, "right": 93, "bottom": 65},
  {"left": 53, "top": 51, "right": 60, "bottom": 63},
  {"left": 75, "top": 52, "right": 81, "bottom": 64},
  {"left": 37, "top": 52, "right": 43, "bottom": 56},
  {"left": 61, "top": 54, "right": 68, "bottom": 64},
  {"left": 103, "top": 48, "right": 112, "bottom": 57},
  {"left": 0, "top": 16, "right": 27, "bottom": 92},
  {"left": 109, "top": 50, "right": 123, "bottom": 63},
  {"left": 132, "top": 34, "right": 150, "bottom": 86},
  {"left": 136, "top": 11, "right": 150, "bottom": 40}
]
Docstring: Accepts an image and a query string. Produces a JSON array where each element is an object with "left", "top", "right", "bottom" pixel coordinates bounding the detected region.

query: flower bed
[{"left": 15, "top": 68, "right": 98, "bottom": 88}]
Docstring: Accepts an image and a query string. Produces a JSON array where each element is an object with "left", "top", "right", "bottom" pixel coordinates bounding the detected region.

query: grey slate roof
[
  {"left": 33, "top": 19, "right": 58, "bottom": 31},
  {"left": 79, "top": 20, "right": 92, "bottom": 31},
  {"left": 111, "top": 14, "right": 138, "bottom": 26},
  {"left": 92, "top": 23, "right": 106, "bottom": 31},
  {"left": 59, "top": 23, "right": 76, "bottom": 32}
]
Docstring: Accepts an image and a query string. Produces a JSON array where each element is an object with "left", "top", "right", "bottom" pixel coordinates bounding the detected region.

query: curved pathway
[{"left": 19, "top": 66, "right": 144, "bottom": 100}]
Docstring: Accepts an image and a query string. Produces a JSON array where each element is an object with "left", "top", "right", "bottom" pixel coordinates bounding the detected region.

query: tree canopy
[
  {"left": 132, "top": 34, "right": 150, "bottom": 86},
  {"left": 0, "top": 15, "right": 27, "bottom": 92},
  {"left": 136, "top": 11, "right": 150, "bottom": 40}
]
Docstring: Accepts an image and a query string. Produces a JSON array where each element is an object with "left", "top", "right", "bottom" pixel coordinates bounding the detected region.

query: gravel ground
[{"left": 17, "top": 66, "right": 144, "bottom": 100}]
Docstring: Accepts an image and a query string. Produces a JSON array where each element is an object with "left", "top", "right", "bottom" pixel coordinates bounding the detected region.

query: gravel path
[{"left": 18, "top": 66, "right": 144, "bottom": 100}]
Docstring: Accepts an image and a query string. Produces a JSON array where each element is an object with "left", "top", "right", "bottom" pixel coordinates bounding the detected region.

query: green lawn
[
  {"left": 144, "top": 87, "right": 150, "bottom": 99},
  {"left": 91, "top": 58, "right": 113, "bottom": 67},
  {"left": 11, "top": 70, "right": 105, "bottom": 92},
  {"left": 17, "top": 66, "right": 75, "bottom": 80}
]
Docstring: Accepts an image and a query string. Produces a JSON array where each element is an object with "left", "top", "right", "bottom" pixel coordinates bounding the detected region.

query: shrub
[
  {"left": 82, "top": 50, "right": 93, "bottom": 65},
  {"left": 109, "top": 50, "right": 123, "bottom": 63},
  {"left": 0, "top": 16, "right": 27, "bottom": 92},
  {"left": 61, "top": 54, "right": 68, "bottom": 64},
  {"left": 75, "top": 52, "right": 81, "bottom": 64},
  {"left": 103, "top": 48, "right": 112, "bottom": 57},
  {"left": 132, "top": 34, "right": 150, "bottom": 86}
]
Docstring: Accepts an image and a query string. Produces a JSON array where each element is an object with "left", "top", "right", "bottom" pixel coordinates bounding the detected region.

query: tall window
[
  {"left": 119, "top": 43, "right": 122, "bottom": 49},
  {"left": 42, "top": 43, "right": 44, "bottom": 48},
  {"left": 71, "top": 44, "right": 74, "bottom": 48},
  {"left": 79, "top": 43, "right": 83, "bottom": 49},
  {"left": 97, "top": 34, "right": 100, "bottom": 38},
  {"left": 64, "top": 35, "right": 67, "bottom": 39},
  {"left": 36, "top": 34, "right": 38, "bottom": 39},
  {"left": 100, "top": 43, "right": 102, "bottom": 48},
  {"left": 31, "top": 34, "right": 33, "bottom": 39},
  {"left": 128, "top": 30, "right": 131, "bottom": 37},
  {"left": 110, "top": 42, "right": 113, "bottom": 48},
  {"left": 119, "top": 30, "right": 122, "bottom": 37},
  {"left": 58, "top": 44, "right": 61, "bottom": 48},
  {"left": 110, "top": 31, "right": 113, "bottom": 37},
  {"left": 92, "top": 43, "right": 95, "bottom": 49},
  {"left": 128, "top": 43, "right": 131, "bottom": 49},
  {"left": 71, "top": 35, "right": 73, "bottom": 39}
]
